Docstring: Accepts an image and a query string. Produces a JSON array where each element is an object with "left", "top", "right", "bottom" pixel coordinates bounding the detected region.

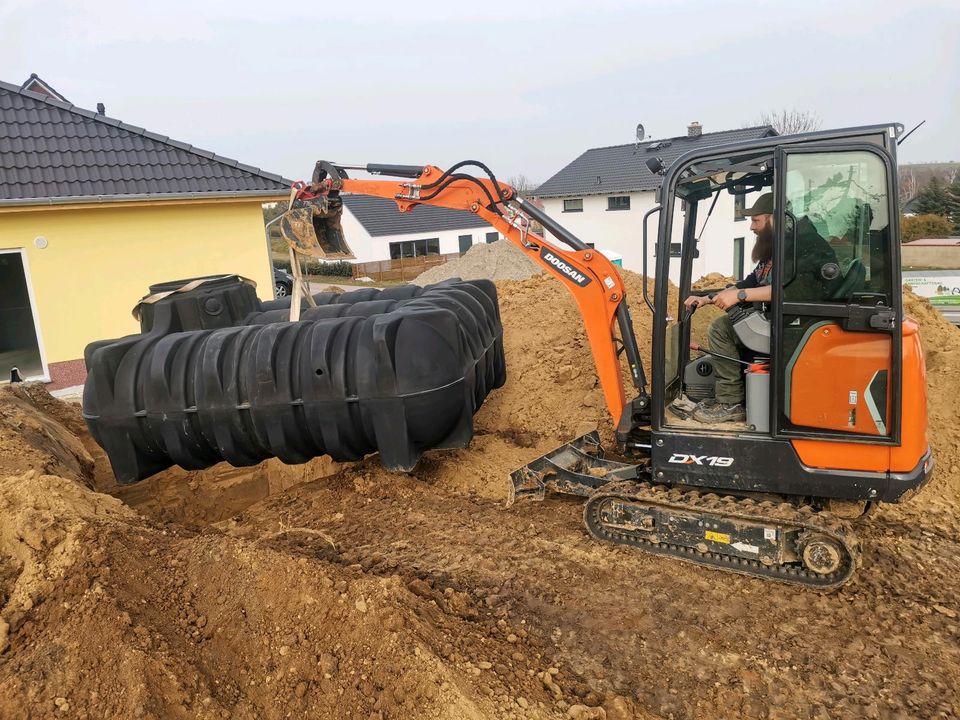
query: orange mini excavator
[{"left": 287, "top": 124, "right": 932, "bottom": 590}]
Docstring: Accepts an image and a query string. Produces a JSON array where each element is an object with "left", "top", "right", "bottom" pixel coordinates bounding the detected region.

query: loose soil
[{"left": 1, "top": 274, "right": 958, "bottom": 720}]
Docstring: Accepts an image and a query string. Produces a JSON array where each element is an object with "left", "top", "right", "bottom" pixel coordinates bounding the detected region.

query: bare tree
[
  {"left": 507, "top": 173, "right": 538, "bottom": 198},
  {"left": 898, "top": 166, "right": 920, "bottom": 208},
  {"left": 753, "top": 109, "right": 822, "bottom": 135}
]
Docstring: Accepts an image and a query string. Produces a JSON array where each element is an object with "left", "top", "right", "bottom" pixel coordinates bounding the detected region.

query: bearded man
[
  {"left": 682, "top": 193, "right": 776, "bottom": 423},
  {"left": 682, "top": 191, "right": 841, "bottom": 423}
]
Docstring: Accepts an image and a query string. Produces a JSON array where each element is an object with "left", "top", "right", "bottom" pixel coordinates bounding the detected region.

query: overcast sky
[{"left": 2, "top": 0, "right": 957, "bottom": 184}]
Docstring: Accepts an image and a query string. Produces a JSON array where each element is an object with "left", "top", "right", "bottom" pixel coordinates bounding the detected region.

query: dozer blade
[
  {"left": 506, "top": 431, "right": 642, "bottom": 507},
  {"left": 280, "top": 196, "right": 355, "bottom": 259}
]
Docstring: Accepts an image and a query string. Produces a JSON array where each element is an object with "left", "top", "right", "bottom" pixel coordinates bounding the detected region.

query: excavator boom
[{"left": 286, "top": 160, "right": 650, "bottom": 439}]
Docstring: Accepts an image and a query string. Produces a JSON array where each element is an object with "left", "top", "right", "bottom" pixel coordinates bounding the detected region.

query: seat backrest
[
  {"left": 732, "top": 309, "right": 771, "bottom": 354},
  {"left": 830, "top": 258, "right": 866, "bottom": 300}
]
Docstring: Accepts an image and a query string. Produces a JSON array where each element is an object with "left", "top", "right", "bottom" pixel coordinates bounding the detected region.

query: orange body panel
[
  {"left": 791, "top": 319, "right": 928, "bottom": 473},
  {"left": 788, "top": 323, "right": 892, "bottom": 435},
  {"left": 312, "top": 168, "right": 630, "bottom": 423}
]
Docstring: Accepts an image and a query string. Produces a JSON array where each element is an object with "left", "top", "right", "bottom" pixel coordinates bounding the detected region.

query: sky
[{"left": 1, "top": 0, "right": 958, "bottom": 185}]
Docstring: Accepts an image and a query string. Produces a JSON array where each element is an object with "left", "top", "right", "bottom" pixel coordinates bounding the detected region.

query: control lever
[{"left": 689, "top": 342, "right": 756, "bottom": 368}]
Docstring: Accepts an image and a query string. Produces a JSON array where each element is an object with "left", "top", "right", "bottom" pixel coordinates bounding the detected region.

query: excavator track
[{"left": 583, "top": 481, "right": 861, "bottom": 591}]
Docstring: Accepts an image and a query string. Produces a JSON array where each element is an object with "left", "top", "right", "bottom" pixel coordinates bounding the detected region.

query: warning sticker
[
  {"left": 764, "top": 528, "right": 777, "bottom": 541},
  {"left": 705, "top": 531, "right": 731, "bottom": 544}
]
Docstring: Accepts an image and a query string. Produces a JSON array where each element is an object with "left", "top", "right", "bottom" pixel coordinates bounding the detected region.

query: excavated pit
[{"left": 1, "top": 266, "right": 959, "bottom": 720}]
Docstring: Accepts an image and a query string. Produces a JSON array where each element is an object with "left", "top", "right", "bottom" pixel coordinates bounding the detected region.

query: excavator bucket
[
  {"left": 506, "top": 431, "right": 641, "bottom": 506},
  {"left": 280, "top": 196, "right": 355, "bottom": 259}
]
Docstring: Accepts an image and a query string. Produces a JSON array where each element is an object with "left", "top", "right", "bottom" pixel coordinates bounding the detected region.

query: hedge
[
  {"left": 273, "top": 259, "right": 354, "bottom": 277},
  {"left": 901, "top": 214, "right": 956, "bottom": 242}
]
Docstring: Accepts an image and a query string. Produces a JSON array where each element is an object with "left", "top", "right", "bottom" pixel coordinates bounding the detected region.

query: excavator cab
[{"left": 649, "top": 123, "right": 931, "bottom": 505}]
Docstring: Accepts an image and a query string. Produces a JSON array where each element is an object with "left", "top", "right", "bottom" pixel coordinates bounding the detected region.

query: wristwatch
[{"left": 737, "top": 289, "right": 748, "bottom": 302}]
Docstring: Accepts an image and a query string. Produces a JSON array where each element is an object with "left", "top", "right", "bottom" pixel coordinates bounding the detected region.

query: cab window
[{"left": 782, "top": 151, "right": 892, "bottom": 304}]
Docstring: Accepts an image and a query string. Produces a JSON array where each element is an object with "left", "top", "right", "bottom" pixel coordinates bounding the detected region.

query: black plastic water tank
[{"left": 83, "top": 276, "right": 505, "bottom": 484}]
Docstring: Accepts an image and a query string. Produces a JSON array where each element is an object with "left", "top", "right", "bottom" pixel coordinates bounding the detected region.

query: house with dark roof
[
  {"left": 0, "top": 76, "right": 290, "bottom": 389},
  {"left": 533, "top": 122, "right": 776, "bottom": 280},
  {"left": 340, "top": 194, "right": 502, "bottom": 265}
]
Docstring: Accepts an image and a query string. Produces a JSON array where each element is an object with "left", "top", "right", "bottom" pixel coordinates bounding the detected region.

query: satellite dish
[{"left": 636, "top": 123, "right": 645, "bottom": 142}]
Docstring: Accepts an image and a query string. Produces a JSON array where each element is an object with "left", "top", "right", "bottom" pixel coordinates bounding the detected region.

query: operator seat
[{"left": 729, "top": 305, "right": 770, "bottom": 355}]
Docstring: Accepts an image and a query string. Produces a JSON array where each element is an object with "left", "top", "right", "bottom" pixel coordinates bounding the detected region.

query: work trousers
[{"left": 707, "top": 314, "right": 744, "bottom": 404}]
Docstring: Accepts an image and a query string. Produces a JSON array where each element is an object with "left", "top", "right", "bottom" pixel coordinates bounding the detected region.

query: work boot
[{"left": 693, "top": 402, "right": 745, "bottom": 423}]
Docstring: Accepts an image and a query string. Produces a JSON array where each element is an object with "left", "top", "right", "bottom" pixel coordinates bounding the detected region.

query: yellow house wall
[{"left": 0, "top": 199, "right": 276, "bottom": 365}]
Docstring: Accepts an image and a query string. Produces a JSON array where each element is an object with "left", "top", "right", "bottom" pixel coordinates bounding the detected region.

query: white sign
[{"left": 903, "top": 270, "right": 960, "bottom": 306}]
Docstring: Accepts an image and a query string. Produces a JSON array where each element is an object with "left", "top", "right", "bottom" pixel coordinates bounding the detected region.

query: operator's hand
[
  {"left": 683, "top": 295, "right": 712, "bottom": 310},
  {"left": 712, "top": 287, "right": 741, "bottom": 310}
]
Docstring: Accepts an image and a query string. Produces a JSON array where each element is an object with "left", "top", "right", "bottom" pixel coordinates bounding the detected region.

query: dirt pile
[
  {"left": 1, "top": 390, "right": 617, "bottom": 720},
  {"left": 691, "top": 272, "right": 734, "bottom": 290},
  {"left": 0, "top": 476, "right": 487, "bottom": 719},
  {"left": 92, "top": 453, "right": 343, "bottom": 528},
  {"left": 901, "top": 290, "right": 960, "bottom": 506},
  {"left": 0, "top": 384, "right": 94, "bottom": 486},
  {"left": 474, "top": 270, "right": 674, "bottom": 451},
  {"left": 415, "top": 241, "right": 542, "bottom": 285}
]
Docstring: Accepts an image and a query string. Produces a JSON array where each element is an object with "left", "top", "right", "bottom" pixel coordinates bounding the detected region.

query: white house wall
[
  {"left": 538, "top": 190, "right": 761, "bottom": 284},
  {"left": 339, "top": 207, "right": 501, "bottom": 263}
]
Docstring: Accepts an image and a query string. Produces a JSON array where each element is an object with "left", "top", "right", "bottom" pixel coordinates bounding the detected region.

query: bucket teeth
[{"left": 281, "top": 197, "right": 354, "bottom": 259}]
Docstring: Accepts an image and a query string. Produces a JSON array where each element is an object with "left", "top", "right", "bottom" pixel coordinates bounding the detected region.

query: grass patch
[{"left": 305, "top": 274, "right": 407, "bottom": 288}]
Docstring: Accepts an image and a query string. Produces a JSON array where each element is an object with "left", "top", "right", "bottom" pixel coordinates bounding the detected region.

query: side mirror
[{"left": 645, "top": 157, "right": 665, "bottom": 175}]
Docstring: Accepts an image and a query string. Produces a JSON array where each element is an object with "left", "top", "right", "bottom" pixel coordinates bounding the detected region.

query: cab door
[{"left": 772, "top": 142, "right": 901, "bottom": 445}]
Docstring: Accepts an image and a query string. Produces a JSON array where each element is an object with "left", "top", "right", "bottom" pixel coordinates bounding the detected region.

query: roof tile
[
  {"left": 533, "top": 126, "right": 777, "bottom": 198},
  {"left": 0, "top": 79, "right": 291, "bottom": 203},
  {"left": 342, "top": 194, "right": 492, "bottom": 237}
]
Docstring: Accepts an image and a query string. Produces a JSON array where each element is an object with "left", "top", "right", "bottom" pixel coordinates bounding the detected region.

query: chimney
[
  {"left": 96, "top": 102, "right": 106, "bottom": 115},
  {"left": 687, "top": 121, "right": 702, "bottom": 138}
]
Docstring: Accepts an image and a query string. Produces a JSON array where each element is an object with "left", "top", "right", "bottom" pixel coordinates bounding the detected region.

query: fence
[{"left": 351, "top": 252, "right": 461, "bottom": 282}]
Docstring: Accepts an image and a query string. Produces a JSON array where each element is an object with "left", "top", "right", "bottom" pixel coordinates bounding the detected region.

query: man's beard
[{"left": 752, "top": 226, "right": 773, "bottom": 263}]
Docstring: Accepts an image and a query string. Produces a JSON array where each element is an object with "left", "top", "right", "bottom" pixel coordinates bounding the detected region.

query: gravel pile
[{"left": 415, "top": 240, "right": 542, "bottom": 285}]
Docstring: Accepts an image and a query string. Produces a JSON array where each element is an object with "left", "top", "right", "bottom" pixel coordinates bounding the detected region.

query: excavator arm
[{"left": 286, "top": 160, "right": 649, "bottom": 439}]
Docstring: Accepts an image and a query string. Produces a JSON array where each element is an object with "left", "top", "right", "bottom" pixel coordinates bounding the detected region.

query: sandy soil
[{"left": 1, "top": 274, "right": 958, "bottom": 720}]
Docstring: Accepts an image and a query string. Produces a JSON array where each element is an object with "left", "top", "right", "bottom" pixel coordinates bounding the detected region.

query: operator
[
  {"left": 682, "top": 192, "right": 840, "bottom": 423},
  {"left": 683, "top": 193, "right": 773, "bottom": 422}
]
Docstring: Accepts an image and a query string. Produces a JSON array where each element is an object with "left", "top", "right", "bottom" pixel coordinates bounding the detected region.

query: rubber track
[{"left": 583, "top": 481, "right": 861, "bottom": 591}]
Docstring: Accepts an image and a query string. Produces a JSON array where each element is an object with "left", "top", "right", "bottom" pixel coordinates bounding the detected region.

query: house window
[
  {"left": 485, "top": 232, "right": 500, "bottom": 243},
  {"left": 607, "top": 196, "right": 630, "bottom": 211},
  {"left": 563, "top": 198, "right": 583, "bottom": 213},
  {"left": 389, "top": 238, "right": 440, "bottom": 260},
  {"left": 734, "top": 193, "right": 746, "bottom": 221},
  {"left": 458, "top": 234, "right": 473, "bottom": 253}
]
